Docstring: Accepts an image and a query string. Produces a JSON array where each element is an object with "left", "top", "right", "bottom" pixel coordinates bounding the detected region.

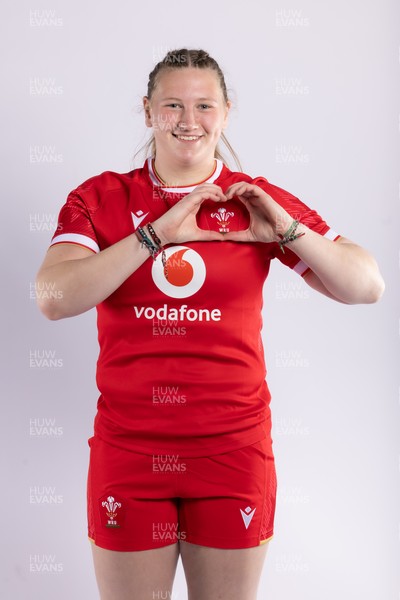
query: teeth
[{"left": 176, "top": 135, "right": 199, "bottom": 141}]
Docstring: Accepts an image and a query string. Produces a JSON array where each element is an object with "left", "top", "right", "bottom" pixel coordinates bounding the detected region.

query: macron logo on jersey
[
  {"left": 240, "top": 506, "right": 256, "bottom": 529},
  {"left": 131, "top": 210, "right": 149, "bottom": 230}
]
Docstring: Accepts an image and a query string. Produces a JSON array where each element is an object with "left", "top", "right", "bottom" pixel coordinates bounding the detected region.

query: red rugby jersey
[{"left": 50, "top": 159, "right": 339, "bottom": 457}]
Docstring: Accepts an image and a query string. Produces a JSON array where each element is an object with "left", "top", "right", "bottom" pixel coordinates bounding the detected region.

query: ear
[
  {"left": 222, "top": 100, "right": 232, "bottom": 130},
  {"left": 143, "top": 96, "right": 152, "bottom": 128}
]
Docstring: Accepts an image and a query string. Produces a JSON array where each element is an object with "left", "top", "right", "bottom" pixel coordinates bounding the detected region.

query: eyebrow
[{"left": 160, "top": 97, "right": 218, "bottom": 102}]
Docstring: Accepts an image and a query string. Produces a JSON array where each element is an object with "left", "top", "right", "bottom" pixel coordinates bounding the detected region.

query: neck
[{"left": 153, "top": 156, "right": 217, "bottom": 187}]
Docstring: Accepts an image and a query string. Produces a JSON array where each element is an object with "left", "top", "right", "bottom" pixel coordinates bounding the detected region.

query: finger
[
  {"left": 193, "top": 183, "right": 226, "bottom": 196},
  {"left": 189, "top": 190, "right": 227, "bottom": 207},
  {"left": 226, "top": 183, "right": 268, "bottom": 205},
  {"left": 192, "top": 229, "right": 226, "bottom": 242},
  {"left": 225, "top": 182, "right": 256, "bottom": 199},
  {"left": 222, "top": 230, "right": 255, "bottom": 242}
]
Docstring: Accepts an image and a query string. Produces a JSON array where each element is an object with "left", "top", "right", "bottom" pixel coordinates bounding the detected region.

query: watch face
[{"left": 196, "top": 198, "right": 250, "bottom": 233}]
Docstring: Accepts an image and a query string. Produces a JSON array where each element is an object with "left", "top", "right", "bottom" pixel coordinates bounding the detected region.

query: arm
[
  {"left": 36, "top": 184, "right": 227, "bottom": 320},
  {"left": 36, "top": 234, "right": 151, "bottom": 320},
  {"left": 223, "top": 182, "right": 385, "bottom": 305},
  {"left": 287, "top": 231, "right": 385, "bottom": 304}
]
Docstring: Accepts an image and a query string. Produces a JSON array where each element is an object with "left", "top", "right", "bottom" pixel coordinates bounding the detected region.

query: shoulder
[
  {"left": 67, "top": 165, "right": 149, "bottom": 210},
  {"left": 216, "top": 163, "right": 254, "bottom": 187},
  {"left": 71, "top": 169, "right": 134, "bottom": 196},
  {"left": 218, "top": 165, "right": 315, "bottom": 215},
  {"left": 251, "top": 176, "right": 310, "bottom": 210},
  {"left": 217, "top": 163, "right": 306, "bottom": 204},
  {"left": 217, "top": 164, "right": 285, "bottom": 193}
]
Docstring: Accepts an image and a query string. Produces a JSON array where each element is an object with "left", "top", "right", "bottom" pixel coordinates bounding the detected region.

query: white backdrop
[{"left": 1, "top": 0, "right": 399, "bottom": 598}]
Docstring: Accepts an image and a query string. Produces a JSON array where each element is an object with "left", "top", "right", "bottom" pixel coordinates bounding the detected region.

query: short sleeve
[
  {"left": 252, "top": 176, "right": 340, "bottom": 277},
  {"left": 50, "top": 191, "right": 100, "bottom": 253}
]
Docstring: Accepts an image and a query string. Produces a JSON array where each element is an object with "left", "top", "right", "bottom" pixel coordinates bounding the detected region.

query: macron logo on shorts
[{"left": 240, "top": 506, "right": 256, "bottom": 529}]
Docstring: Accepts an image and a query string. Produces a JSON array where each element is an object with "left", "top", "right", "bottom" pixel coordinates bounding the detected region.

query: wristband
[
  {"left": 278, "top": 220, "right": 305, "bottom": 253},
  {"left": 136, "top": 226, "right": 159, "bottom": 259},
  {"left": 144, "top": 223, "right": 168, "bottom": 281}
]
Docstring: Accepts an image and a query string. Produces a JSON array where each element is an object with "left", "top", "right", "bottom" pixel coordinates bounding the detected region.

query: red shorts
[{"left": 87, "top": 435, "right": 276, "bottom": 551}]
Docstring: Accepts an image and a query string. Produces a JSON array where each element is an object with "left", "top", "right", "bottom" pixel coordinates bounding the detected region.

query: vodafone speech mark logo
[{"left": 152, "top": 246, "right": 206, "bottom": 299}]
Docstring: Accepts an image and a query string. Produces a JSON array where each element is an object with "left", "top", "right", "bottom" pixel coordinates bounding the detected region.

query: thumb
[
  {"left": 194, "top": 229, "right": 226, "bottom": 242},
  {"left": 222, "top": 230, "right": 254, "bottom": 242}
]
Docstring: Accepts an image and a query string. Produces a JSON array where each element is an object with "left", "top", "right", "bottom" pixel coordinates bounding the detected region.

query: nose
[{"left": 178, "top": 107, "right": 199, "bottom": 131}]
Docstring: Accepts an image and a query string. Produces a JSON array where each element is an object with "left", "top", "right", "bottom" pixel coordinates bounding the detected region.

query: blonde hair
[{"left": 135, "top": 48, "right": 242, "bottom": 171}]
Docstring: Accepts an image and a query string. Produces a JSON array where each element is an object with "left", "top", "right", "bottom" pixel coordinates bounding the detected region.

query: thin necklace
[{"left": 152, "top": 159, "right": 216, "bottom": 187}]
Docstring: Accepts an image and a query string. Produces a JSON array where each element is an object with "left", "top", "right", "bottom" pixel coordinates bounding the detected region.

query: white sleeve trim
[
  {"left": 293, "top": 258, "right": 309, "bottom": 276},
  {"left": 324, "top": 229, "right": 339, "bottom": 241},
  {"left": 50, "top": 233, "right": 100, "bottom": 253},
  {"left": 293, "top": 228, "right": 339, "bottom": 276}
]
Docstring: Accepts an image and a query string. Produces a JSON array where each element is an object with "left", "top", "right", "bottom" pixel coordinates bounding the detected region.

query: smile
[{"left": 172, "top": 134, "right": 202, "bottom": 141}]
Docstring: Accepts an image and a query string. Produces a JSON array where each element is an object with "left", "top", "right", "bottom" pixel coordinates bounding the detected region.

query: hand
[
  {"left": 223, "top": 182, "right": 293, "bottom": 243},
  {"left": 152, "top": 184, "right": 228, "bottom": 245}
]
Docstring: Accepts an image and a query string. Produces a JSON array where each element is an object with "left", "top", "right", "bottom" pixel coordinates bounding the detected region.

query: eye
[
  {"left": 166, "top": 103, "right": 181, "bottom": 108},
  {"left": 198, "top": 104, "right": 211, "bottom": 110}
]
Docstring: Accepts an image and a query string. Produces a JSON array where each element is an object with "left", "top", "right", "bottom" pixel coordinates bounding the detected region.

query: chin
[{"left": 174, "top": 146, "right": 211, "bottom": 165}]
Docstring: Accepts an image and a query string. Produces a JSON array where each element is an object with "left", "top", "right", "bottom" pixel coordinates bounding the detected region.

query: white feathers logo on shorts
[
  {"left": 152, "top": 246, "right": 206, "bottom": 299},
  {"left": 101, "top": 495, "right": 122, "bottom": 528}
]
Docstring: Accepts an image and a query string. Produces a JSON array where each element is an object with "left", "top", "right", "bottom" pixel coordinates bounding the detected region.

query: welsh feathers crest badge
[
  {"left": 196, "top": 198, "right": 250, "bottom": 232},
  {"left": 210, "top": 207, "right": 235, "bottom": 233},
  {"left": 100, "top": 495, "right": 125, "bottom": 528}
]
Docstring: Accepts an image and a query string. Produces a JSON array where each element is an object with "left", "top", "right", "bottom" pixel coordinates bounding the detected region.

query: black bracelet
[
  {"left": 146, "top": 223, "right": 168, "bottom": 281},
  {"left": 136, "top": 226, "right": 159, "bottom": 259},
  {"left": 147, "top": 223, "right": 162, "bottom": 247}
]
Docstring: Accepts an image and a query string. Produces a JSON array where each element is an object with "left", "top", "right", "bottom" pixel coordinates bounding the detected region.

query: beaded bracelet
[
  {"left": 278, "top": 220, "right": 305, "bottom": 253},
  {"left": 146, "top": 223, "right": 168, "bottom": 281},
  {"left": 136, "top": 226, "right": 159, "bottom": 258},
  {"left": 136, "top": 224, "right": 168, "bottom": 280}
]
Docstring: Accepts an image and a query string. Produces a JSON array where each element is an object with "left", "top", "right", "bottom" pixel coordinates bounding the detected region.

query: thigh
[
  {"left": 91, "top": 542, "right": 180, "bottom": 600},
  {"left": 179, "top": 540, "right": 269, "bottom": 600},
  {"left": 178, "top": 438, "right": 277, "bottom": 549},
  {"left": 87, "top": 436, "right": 179, "bottom": 551},
  {"left": 177, "top": 438, "right": 276, "bottom": 599},
  {"left": 88, "top": 436, "right": 181, "bottom": 597}
]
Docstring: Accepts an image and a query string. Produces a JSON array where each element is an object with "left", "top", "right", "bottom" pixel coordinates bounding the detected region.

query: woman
[{"left": 36, "top": 49, "right": 384, "bottom": 600}]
